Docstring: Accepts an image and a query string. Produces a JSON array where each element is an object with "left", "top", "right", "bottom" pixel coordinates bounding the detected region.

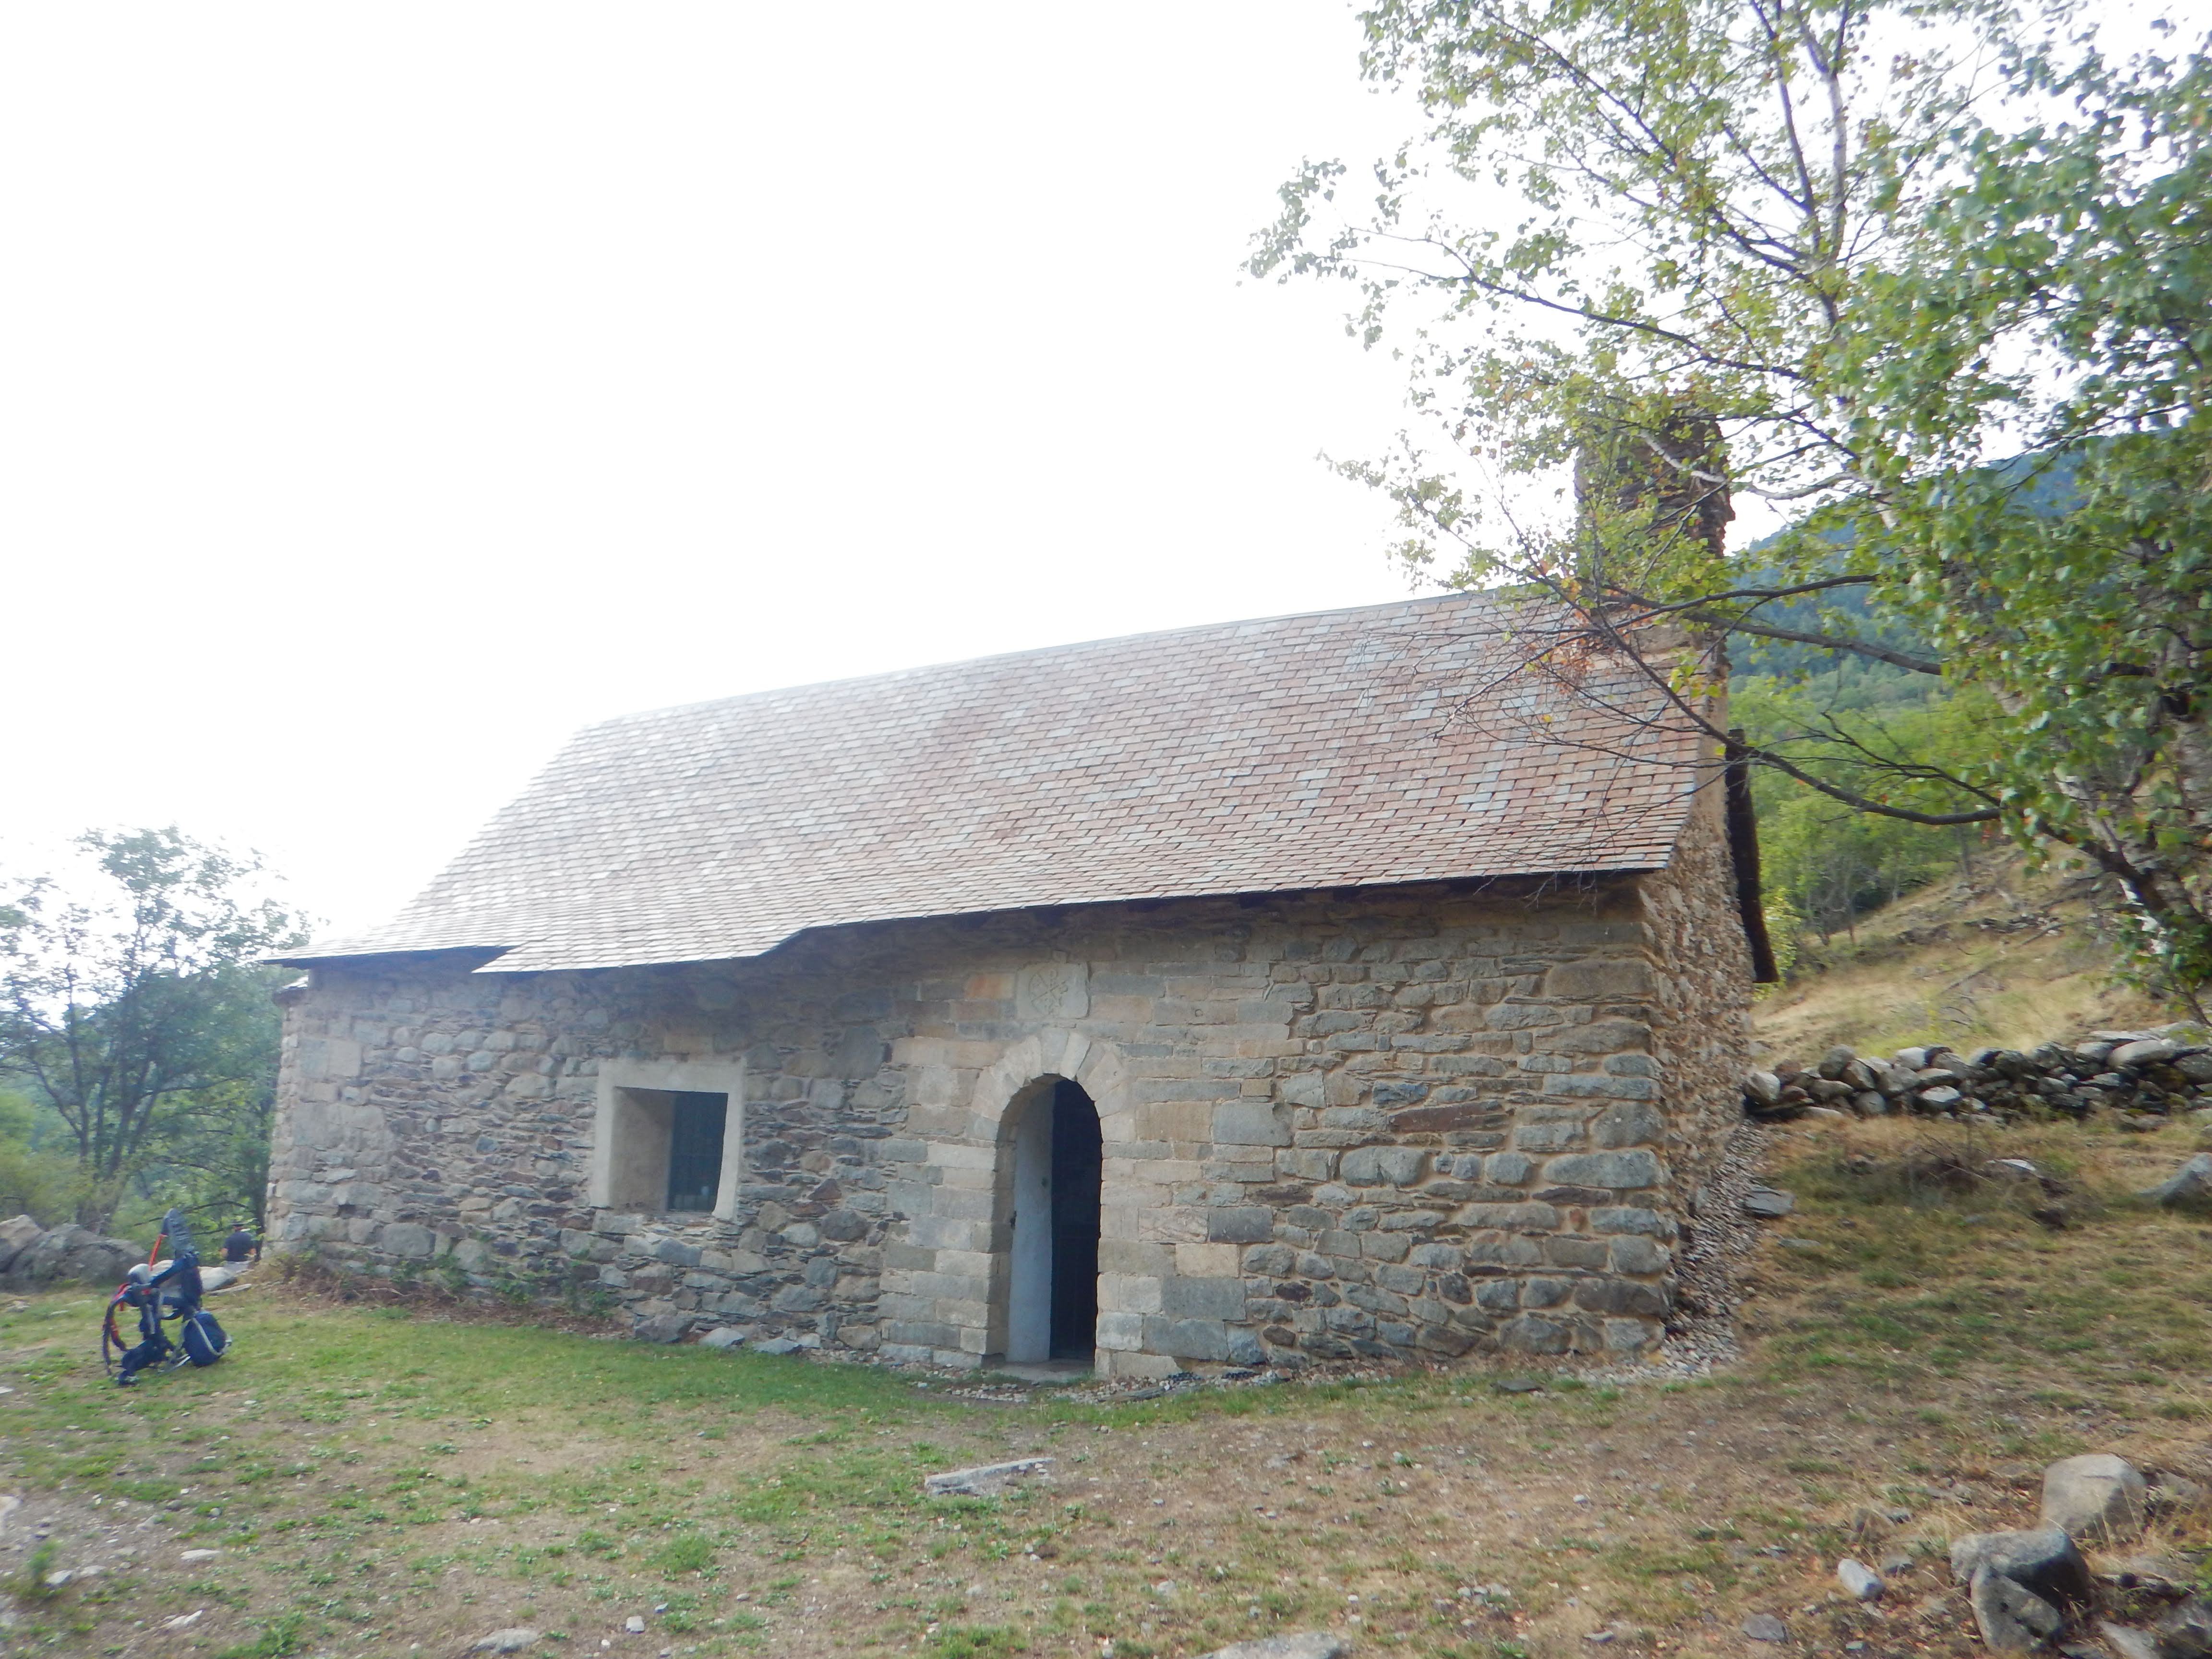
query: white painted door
[{"left": 1006, "top": 1096, "right": 1054, "bottom": 1363}]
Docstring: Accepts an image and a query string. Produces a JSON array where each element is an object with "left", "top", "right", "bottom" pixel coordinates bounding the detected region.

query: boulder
[
  {"left": 0, "top": 1214, "right": 42, "bottom": 1274},
  {"left": 1742, "top": 1188, "right": 1795, "bottom": 1218},
  {"left": 2042, "top": 1454, "right": 2148, "bottom": 1543},
  {"left": 1971, "top": 1566, "right": 2064, "bottom": 1652},
  {"left": 7, "top": 1223, "right": 90, "bottom": 1283},
  {"left": 631, "top": 1312, "right": 689, "bottom": 1344},
  {"left": 699, "top": 1326, "right": 749, "bottom": 1351},
  {"left": 2142, "top": 1156, "right": 2212, "bottom": 1208},
  {"left": 63, "top": 1234, "right": 143, "bottom": 1285},
  {"left": 5, "top": 1224, "right": 141, "bottom": 1286},
  {"left": 1744, "top": 1070, "right": 1782, "bottom": 1108},
  {"left": 1817, "top": 1046, "right": 1859, "bottom": 1080},
  {"left": 1950, "top": 1527, "right": 2092, "bottom": 1607},
  {"left": 473, "top": 1632, "right": 541, "bottom": 1653}
]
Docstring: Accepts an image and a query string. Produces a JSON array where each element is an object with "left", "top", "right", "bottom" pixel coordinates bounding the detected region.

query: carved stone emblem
[{"left": 1015, "top": 961, "right": 1089, "bottom": 1021}]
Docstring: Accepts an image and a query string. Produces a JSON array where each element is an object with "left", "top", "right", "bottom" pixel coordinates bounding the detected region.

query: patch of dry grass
[
  {"left": 9, "top": 1117, "right": 2212, "bottom": 1659},
  {"left": 1754, "top": 850, "right": 2163, "bottom": 1062}
]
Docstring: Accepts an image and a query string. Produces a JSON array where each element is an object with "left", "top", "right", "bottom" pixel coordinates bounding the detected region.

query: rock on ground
[
  {"left": 1836, "top": 1559, "right": 1884, "bottom": 1601},
  {"left": 473, "top": 1631, "right": 541, "bottom": 1653},
  {"left": 1950, "top": 1526, "right": 2092, "bottom": 1607},
  {"left": 2152, "top": 1472, "right": 2208, "bottom": 1515},
  {"left": 1197, "top": 1637, "right": 1351, "bottom": 1659},
  {"left": 1, "top": 1224, "right": 143, "bottom": 1288},
  {"left": 924, "top": 1457, "right": 1052, "bottom": 1497},
  {"left": 2142, "top": 1155, "right": 2212, "bottom": 1208},
  {"left": 2139, "top": 1598, "right": 2212, "bottom": 1659},
  {"left": 0, "top": 1214, "right": 41, "bottom": 1274},
  {"left": 1742, "top": 1614, "right": 1788, "bottom": 1641},
  {"left": 623, "top": 1616, "right": 647, "bottom": 1634},
  {"left": 2099, "top": 1620, "right": 2162, "bottom": 1659},
  {"left": 699, "top": 1326, "right": 747, "bottom": 1350},
  {"left": 1971, "top": 1566, "right": 2064, "bottom": 1652},
  {"left": 2042, "top": 1454, "right": 2148, "bottom": 1543},
  {"left": 1741, "top": 1188, "right": 1795, "bottom": 1218}
]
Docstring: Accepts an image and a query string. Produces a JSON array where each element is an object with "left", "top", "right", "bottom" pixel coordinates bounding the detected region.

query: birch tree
[{"left": 1252, "top": 0, "right": 2212, "bottom": 1001}]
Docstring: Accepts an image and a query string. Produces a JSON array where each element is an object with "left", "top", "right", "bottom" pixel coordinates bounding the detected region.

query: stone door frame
[{"left": 970, "top": 1029, "right": 1131, "bottom": 1370}]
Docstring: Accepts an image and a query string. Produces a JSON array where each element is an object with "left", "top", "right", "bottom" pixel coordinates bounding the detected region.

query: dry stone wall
[{"left": 271, "top": 873, "right": 1749, "bottom": 1373}]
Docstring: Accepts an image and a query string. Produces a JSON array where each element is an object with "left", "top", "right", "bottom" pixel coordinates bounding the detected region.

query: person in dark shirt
[{"left": 223, "top": 1223, "right": 259, "bottom": 1264}]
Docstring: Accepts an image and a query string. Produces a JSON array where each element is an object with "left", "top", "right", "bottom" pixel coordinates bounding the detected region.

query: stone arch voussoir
[{"left": 973, "top": 1028, "right": 1128, "bottom": 1137}]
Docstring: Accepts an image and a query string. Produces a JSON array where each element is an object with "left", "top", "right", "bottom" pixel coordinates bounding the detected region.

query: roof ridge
[{"left": 582, "top": 587, "right": 1512, "bottom": 731}]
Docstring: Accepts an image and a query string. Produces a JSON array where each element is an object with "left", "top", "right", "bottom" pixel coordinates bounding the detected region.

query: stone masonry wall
[
  {"left": 1638, "top": 777, "right": 1757, "bottom": 1229},
  {"left": 270, "top": 872, "right": 1750, "bottom": 1375}
]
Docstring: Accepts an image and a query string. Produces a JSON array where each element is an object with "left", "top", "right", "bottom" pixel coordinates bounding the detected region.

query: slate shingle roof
[{"left": 288, "top": 591, "right": 1702, "bottom": 974}]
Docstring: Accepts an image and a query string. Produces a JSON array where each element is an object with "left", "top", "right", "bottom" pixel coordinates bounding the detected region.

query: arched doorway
[{"left": 1005, "top": 1077, "right": 1102, "bottom": 1364}]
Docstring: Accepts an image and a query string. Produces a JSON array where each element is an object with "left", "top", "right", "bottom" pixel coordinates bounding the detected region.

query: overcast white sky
[{"left": 0, "top": 4, "right": 1455, "bottom": 936}]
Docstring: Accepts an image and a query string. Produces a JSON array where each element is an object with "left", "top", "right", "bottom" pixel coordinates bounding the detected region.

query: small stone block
[
  {"left": 1195, "top": 1636, "right": 1352, "bottom": 1659},
  {"left": 1836, "top": 1560, "right": 1883, "bottom": 1602},
  {"left": 924, "top": 1457, "right": 1053, "bottom": 1497}
]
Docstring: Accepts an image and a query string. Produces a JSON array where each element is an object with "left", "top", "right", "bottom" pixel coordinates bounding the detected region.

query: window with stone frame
[{"left": 589, "top": 1063, "right": 745, "bottom": 1220}]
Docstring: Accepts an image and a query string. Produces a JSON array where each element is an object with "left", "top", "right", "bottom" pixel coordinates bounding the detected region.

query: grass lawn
[{"left": 8, "top": 1115, "right": 2212, "bottom": 1659}]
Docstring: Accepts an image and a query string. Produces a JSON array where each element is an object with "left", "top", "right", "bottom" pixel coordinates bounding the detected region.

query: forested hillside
[{"left": 1730, "top": 520, "right": 2015, "bottom": 966}]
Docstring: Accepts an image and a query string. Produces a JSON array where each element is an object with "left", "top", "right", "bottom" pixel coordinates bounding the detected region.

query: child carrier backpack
[{"left": 103, "top": 1207, "right": 230, "bottom": 1384}]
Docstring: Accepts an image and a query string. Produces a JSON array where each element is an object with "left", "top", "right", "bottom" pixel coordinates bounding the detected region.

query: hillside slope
[{"left": 1751, "top": 846, "right": 2166, "bottom": 1065}]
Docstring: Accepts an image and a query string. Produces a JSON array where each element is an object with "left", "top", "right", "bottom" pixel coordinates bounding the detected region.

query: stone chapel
[{"left": 266, "top": 591, "right": 1762, "bottom": 1375}]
